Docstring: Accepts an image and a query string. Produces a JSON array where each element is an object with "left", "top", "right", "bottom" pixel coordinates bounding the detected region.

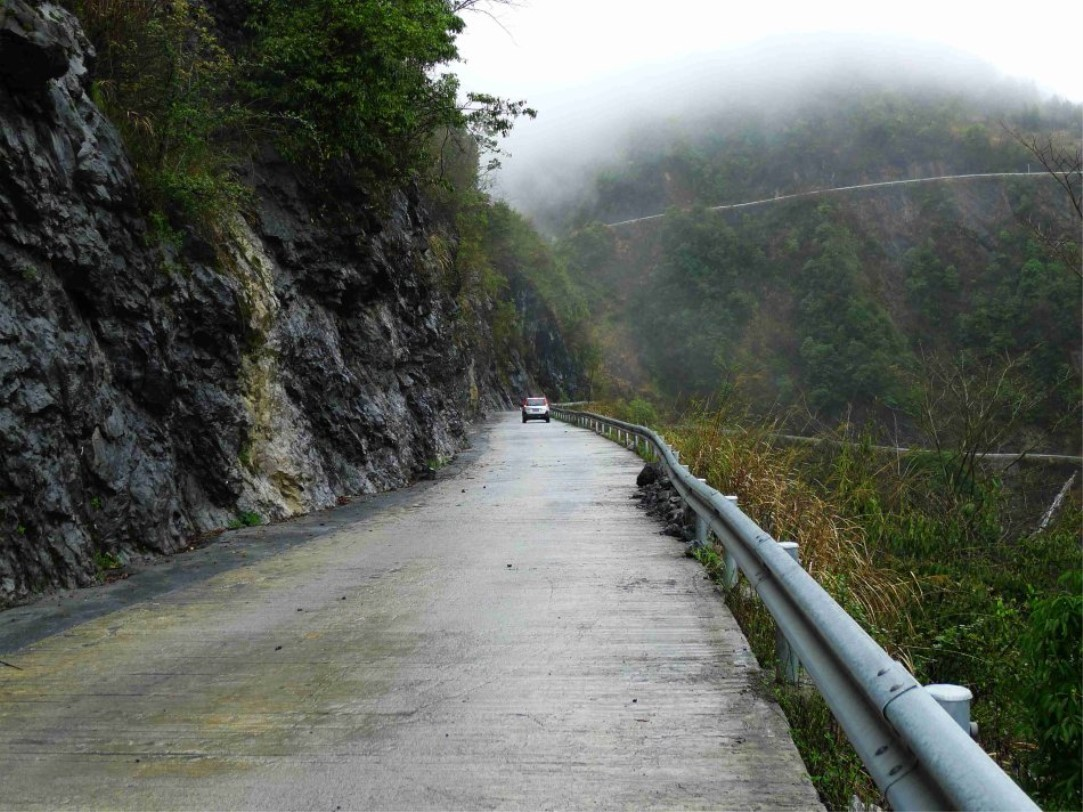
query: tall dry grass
[
  {"left": 584, "top": 399, "right": 913, "bottom": 657},
  {"left": 669, "top": 409, "right": 913, "bottom": 651}
]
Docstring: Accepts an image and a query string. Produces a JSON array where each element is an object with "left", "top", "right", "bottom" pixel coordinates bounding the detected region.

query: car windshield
[{"left": 526, "top": 398, "right": 546, "bottom": 406}]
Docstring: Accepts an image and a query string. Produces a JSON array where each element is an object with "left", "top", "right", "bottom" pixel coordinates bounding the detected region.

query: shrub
[
  {"left": 67, "top": 0, "right": 252, "bottom": 225},
  {"left": 245, "top": 0, "right": 465, "bottom": 178},
  {"left": 1020, "top": 568, "right": 1083, "bottom": 809}
]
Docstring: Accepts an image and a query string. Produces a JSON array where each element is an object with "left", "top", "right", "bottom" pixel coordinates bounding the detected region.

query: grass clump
[{"left": 228, "top": 511, "right": 263, "bottom": 529}]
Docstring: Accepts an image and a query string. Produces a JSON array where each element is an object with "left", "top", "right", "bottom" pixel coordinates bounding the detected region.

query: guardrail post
[
  {"left": 693, "top": 479, "right": 709, "bottom": 549},
  {"left": 775, "top": 541, "right": 801, "bottom": 684},
  {"left": 926, "top": 684, "right": 978, "bottom": 740},
  {"left": 721, "top": 495, "right": 740, "bottom": 589}
]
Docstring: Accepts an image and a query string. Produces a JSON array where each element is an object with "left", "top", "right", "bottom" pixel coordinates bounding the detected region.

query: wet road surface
[{"left": 0, "top": 412, "right": 821, "bottom": 810}]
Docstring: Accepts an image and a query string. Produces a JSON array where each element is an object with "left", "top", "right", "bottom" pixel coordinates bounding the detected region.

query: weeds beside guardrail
[{"left": 553, "top": 405, "right": 1039, "bottom": 812}]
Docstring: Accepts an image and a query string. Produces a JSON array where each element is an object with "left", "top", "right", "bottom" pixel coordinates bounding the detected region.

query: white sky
[{"left": 455, "top": 0, "right": 1083, "bottom": 102}]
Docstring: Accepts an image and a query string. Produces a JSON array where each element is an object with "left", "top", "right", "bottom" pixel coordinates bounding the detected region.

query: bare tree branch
[
  {"left": 450, "top": 0, "right": 523, "bottom": 38},
  {"left": 1003, "top": 124, "right": 1083, "bottom": 276},
  {"left": 1008, "top": 130, "right": 1083, "bottom": 219}
]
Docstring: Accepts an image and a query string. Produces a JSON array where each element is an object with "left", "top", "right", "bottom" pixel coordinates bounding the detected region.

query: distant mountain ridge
[{"left": 493, "top": 32, "right": 1077, "bottom": 230}]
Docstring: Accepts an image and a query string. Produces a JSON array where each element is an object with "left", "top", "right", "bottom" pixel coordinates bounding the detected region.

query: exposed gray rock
[
  {"left": 636, "top": 462, "right": 661, "bottom": 487},
  {"left": 0, "top": 1, "right": 72, "bottom": 92}
]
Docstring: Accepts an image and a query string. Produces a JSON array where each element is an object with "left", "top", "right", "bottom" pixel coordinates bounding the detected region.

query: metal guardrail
[{"left": 552, "top": 406, "right": 1039, "bottom": 812}]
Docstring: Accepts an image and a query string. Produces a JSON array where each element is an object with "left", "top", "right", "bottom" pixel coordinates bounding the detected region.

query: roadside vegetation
[{"left": 586, "top": 397, "right": 1081, "bottom": 810}]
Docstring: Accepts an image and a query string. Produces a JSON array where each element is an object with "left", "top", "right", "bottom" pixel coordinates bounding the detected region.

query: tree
[
  {"left": 65, "top": 0, "right": 252, "bottom": 220},
  {"left": 796, "top": 216, "right": 905, "bottom": 413},
  {"left": 247, "top": 0, "right": 462, "bottom": 174},
  {"left": 1004, "top": 126, "right": 1082, "bottom": 277},
  {"left": 1019, "top": 569, "right": 1083, "bottom": 810},
  {"left": 246, "top": 0, "right": 533, "bottom": 183},
  {"left": 909, "top": 349, "right": 1053, "bottom": 493},
  {"left": 458, "top": 93, "right": 536, "bottom": 173}
]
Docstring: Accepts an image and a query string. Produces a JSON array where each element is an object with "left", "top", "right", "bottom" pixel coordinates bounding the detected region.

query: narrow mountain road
[{"left": 0, "top": 413, "right": 820, "bottom": 810}]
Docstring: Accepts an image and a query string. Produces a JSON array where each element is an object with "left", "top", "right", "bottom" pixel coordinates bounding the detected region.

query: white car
[{"left": 521, "top": 396, "right": 550, "bottom": 423}]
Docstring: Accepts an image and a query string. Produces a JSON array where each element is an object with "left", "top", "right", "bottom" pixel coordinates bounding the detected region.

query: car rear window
[{"left": 526, "top": 398, "right": 546, "bottom": 406}]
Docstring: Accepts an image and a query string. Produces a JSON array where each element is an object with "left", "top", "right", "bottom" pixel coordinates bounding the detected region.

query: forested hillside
[{"left": 554, "top": 88, "right": 1081, "bottom": 450}]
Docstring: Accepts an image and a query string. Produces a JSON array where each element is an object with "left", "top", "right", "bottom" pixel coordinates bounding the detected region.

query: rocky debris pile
[{"left": 634, "top": 463, "right": 696, "bottom": 543}]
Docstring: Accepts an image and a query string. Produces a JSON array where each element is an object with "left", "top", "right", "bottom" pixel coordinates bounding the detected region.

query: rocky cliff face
[{"left": 0, "top": 0, "right": 580, "bottom": 606}]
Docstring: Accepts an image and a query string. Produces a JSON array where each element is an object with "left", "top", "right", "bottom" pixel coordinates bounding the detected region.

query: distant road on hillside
[{"left": 606, "top": 171, "right": 1078, "bottom": 228}]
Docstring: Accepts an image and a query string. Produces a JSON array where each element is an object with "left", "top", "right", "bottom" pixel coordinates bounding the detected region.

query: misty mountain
[
  {"left": 540, "top": 69, "right": 1080, "bottom": 449},
  {"left": 494, "top": 33, "right": 1074, "bottom": 232}
]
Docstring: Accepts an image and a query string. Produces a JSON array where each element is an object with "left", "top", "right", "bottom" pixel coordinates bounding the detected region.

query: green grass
[
  {"left": 228, "top": 511, "right": 263, "bottom": 529},
  {"left": 93, "top": 551, "right": 123, "bottom": 574}
]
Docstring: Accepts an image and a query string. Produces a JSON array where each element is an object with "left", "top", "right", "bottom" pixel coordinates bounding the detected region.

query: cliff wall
[{"left": 0, "top": 0, "right": 580, "bottom": 605}]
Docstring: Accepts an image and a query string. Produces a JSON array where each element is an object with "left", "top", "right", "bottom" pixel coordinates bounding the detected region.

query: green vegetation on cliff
[
  {"left": 62, "top": 0, "right": 584, "bottom": 396},
  {"left": 68, "top": 0, "right": 249, "bottom": 219},
  {"left": 246, "top": 0, "right": 465, "bottom": 173}
]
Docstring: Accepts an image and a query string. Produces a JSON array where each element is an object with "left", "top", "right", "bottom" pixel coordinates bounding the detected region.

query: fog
[{"left": 462, "top": 33, "right": 1075, "bottom": 230}]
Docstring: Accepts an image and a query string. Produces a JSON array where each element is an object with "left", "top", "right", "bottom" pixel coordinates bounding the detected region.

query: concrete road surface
[{"left": 0, "top": 413, "right": 822, "bottom": 810}]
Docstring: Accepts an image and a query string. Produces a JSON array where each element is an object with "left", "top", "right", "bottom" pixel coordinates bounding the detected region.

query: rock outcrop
[{"left": 0, "top": 0, "right": 581, "bottom": 605}]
